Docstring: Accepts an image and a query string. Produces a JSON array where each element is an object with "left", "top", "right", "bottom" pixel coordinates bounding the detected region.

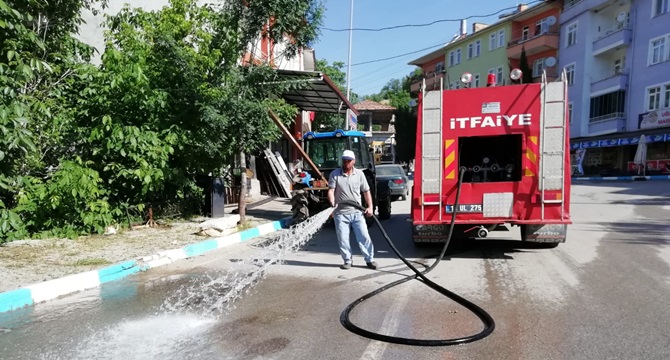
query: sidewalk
[
  {"left": 0, "top": 195, "right": 294, "bottom": 314},
  {"left": 572, "top": 175, "right": 670, "bottom": 181}
]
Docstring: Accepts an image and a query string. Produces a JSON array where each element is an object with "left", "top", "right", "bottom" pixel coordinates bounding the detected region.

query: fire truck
[{"left": 411, "top": 70, "right": 571, "bottom": 247}]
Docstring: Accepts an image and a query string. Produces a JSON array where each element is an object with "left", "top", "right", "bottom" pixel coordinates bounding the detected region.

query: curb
[
  {"left": 0, "top": 217, "right": 293, "bottom": 314},
  {"left": 572, "top": 175, "right": 670, "bottom": 181}
]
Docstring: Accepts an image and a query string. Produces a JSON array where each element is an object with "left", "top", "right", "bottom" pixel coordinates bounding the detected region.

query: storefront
[{"left": 570, "top": 131, "right": 670, "bottom": 177}]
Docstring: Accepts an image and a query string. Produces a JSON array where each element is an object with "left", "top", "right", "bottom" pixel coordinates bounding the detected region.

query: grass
[{"left": 70, "top": 258, "right": 112, "bottom": 267}]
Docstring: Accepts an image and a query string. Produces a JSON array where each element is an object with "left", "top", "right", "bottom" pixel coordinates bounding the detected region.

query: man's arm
[
  {"left": 363, "top": 190, "right": 373, "bottom": 217},
  {"left": 328, "top": 188, "right": 336, "bottom": 207}
]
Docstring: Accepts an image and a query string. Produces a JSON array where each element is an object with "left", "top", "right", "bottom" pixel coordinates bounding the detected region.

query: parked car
[{"left": 376, "top": 164, "right": 410, "bottom": 201}]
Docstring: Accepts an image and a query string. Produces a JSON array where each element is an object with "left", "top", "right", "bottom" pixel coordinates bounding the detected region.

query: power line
[
  {"left": 323, "top": 1, "right": 542, "bottom": 32},
  {"left": 346, "top": 41, "right": 446, "bottom": 67}
]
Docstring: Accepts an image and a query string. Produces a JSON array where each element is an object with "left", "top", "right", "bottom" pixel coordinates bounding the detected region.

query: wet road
[{"left": 1, "top": 181, "right": 669, "bottom": 359}]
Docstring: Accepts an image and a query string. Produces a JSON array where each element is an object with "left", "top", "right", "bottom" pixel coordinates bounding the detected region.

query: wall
[
  {"left": 627, "top": 0, "right": 670, "bottom": 133},
  {"left": 447, "top": 23, "right": 511, "bottom": 88}
]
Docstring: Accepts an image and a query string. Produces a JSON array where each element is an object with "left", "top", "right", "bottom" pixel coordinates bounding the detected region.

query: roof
[
  {"left": 274, "top": 69, "right": 359, "bottom": 115},
  {"left": 354, "top": 99, "right": 396, "bottom": 111}
]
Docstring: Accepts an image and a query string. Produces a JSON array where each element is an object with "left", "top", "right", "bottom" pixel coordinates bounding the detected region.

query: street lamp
[{"left": 345, "top": 0, "right": 354, "bottom": 130}]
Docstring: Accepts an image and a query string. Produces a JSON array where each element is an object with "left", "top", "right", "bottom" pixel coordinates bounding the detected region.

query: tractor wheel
[{"left": 378, "top": 195, "right": 392, "bottom": 220}]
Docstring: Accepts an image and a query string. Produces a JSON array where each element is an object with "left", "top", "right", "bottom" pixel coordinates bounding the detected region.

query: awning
[
  {"left": 570, "top": 128, "right": 670, "bottom": 150},
  {"left": 273, "top": 69, "right": 359, "bottom": 116}
]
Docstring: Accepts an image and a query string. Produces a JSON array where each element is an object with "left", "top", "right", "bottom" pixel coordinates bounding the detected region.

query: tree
[
  {"left": 518, "top": 47, "right": 533, "bottom": 84},
  {"left": 363, "top": 71, "right": 418, "bottom": 164},
  {"left": 0, "top": 0, "right": 326, "bottom": 241}
]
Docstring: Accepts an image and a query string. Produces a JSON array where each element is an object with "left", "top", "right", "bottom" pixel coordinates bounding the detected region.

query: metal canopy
[{"left": 274, "top": 69, "right": 359, "bottom": 116}]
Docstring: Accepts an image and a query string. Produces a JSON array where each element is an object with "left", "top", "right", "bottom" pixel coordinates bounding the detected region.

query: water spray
[
  {"left": 160, "top": 208, "right": 334, "bottom": 316},
  {"left": 339, "top": 169, "right": 495, "bottom": 346}
]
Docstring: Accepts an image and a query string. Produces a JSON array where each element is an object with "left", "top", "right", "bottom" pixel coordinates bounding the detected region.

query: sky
[{"left": 310, "top": 0, "right": 535, "bottom": 97}]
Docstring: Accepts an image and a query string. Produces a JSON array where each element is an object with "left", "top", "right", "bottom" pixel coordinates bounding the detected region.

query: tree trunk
[{"left": 238, "top": 150, "right": 247, "bottom": 225}]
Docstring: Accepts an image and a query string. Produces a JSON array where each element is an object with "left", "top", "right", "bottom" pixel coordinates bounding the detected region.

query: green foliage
[
  {"left": 14, "top": 161, "right": 116, "bottom": 239},
  {"left": 0, "top": 0, "right": 325, "bottom": 242},
  {"left": 364, "top": 71, "right": 418, "bottom": 163}
]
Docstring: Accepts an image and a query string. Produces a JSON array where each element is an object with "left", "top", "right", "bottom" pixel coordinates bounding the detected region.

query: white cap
[{"left": 342, "top": 150, "right": 355, "bottom": 160}]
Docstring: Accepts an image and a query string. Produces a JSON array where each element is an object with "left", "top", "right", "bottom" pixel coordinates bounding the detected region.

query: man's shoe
[
  {"left": 340, "top": 262, "right": 352, "bottom": 270},
  {"left": 366, "top": 261, "right": 378, "bottom": 270}
]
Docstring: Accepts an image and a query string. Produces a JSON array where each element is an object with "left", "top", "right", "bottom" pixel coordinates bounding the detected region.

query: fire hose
[{"left": 338, "top": 169, "right": 495, "bottom": 346}]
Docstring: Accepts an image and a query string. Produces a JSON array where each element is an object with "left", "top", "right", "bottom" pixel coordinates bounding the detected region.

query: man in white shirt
[{"left": 328, "top": 150, "right": 377, "bottom": 270}]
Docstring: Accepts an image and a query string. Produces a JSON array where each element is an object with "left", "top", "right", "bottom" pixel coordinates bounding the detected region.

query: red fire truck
[{"left": 411, "top": 70, "right": 571, "bottom": 247}]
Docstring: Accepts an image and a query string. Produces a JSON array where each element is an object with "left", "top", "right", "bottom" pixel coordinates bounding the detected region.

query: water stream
[{"left": 42, "top": 208, "right": 335, "bottom": 360}]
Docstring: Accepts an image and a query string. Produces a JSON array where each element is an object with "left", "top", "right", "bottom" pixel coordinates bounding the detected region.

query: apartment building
[
  {"left": 563, "top": 0, "right": 670, "bottom": 176},
  {"left": 409, "top": 2, "right": 561, "bottom": 92}
]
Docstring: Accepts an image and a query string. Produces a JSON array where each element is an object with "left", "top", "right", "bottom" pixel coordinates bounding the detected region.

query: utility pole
[{"left": 344, "top": 0, "right": 354, "bottom": 130}]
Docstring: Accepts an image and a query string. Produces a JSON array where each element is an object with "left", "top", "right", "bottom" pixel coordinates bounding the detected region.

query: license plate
[{"left": 445, "top": 204, "right": 482, "bottom": 213}]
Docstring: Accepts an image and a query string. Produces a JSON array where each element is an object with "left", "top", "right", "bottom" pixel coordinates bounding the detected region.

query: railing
[
  {"left": 589, "top": 112, "right": 625, "bottom": 124},
  {"left": 507, "top": 25, "right": 560, "bottom": 48},
  {"left": 594, "top": 21, "right": 632, "bottom": 41},
  {"left": 592, "top": 70, "right": 628, "bottom": 84},
  {"left": 533, "top": 68, "right": 558, "bottom": 78}
]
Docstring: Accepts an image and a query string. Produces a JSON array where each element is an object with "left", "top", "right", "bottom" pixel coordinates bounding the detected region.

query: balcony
[
  {"left": 591, "top": 71, "right": 628, "bottom": 94},
  {"left": 593, "top": 24, "right": 632, "bottom": 56},
  {"left": 410, "top": 74, "right": 445, "bottom": 93},
  {"left": 588, "top": 112, "right": 625, "bottom": 134},
  {"left": 507, "top": 26, "right": 559, "bottom": 59},
  {"left": 561, "top": 0, "right": 610, "bottom": 23}
]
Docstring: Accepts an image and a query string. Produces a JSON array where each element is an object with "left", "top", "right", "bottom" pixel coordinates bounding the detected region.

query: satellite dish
[
  {"left": 545, "top": 57, "right": 557, "bottom": 67},
  {"left": 460, "top": 72, "right": 473, "bottom": 84},
  {"left": 510, "top": 68, "right": 523, "bottom": 81},
  {"left": 616, "top": 11, "right": 627, "bottom": 22},
  {"left": 546, "top": 16, "right": 557, "bottom": 26}
]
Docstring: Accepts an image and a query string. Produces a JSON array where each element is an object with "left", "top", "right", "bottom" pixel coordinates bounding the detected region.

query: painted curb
[
  {"left": 0, "top": 217, "right": 292, "bottom": 314},
  {"left": 572, "top": 175, "right": 670, "bottom": 181}
]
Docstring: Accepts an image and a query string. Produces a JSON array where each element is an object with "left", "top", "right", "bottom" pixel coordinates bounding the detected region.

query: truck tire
[{"left": 378, "top": 195, "right": 391, "bottom": 220}]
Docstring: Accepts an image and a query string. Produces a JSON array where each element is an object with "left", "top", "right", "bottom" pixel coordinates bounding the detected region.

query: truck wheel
[{"left": 378, "top": 195, "right": 391, "bottom": 220}]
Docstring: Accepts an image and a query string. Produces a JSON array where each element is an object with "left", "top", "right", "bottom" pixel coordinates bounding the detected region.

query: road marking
[{"left": 359, "top": 282, "right": 411, "bottom": 360}]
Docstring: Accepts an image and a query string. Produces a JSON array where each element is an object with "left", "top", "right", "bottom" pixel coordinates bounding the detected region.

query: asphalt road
[{"left": 1, "top": 181, "right": 669, "bottom": 360}]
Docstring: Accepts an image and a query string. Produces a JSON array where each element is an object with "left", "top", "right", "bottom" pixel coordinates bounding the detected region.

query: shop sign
[{"left": 638, "top": 110, "right": 670, "bottom": 130}]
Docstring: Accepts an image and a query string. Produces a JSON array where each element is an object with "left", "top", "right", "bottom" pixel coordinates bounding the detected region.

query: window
[
  {"left": 468, "top": 43, "right": 474, "bottom": 59},
  {"left": 535, "top": 18, "right": 548, "bottom": 36},
  {"left": 489, "top": 32, "right": 497, "bottom": 51},
  {"left": 522, "top": 26, "right": 529, "bottom": 41},
  {"left": 474, "top": 73, "right": 480, "bottom": 87},
  {"left": 590, "top": 90, "right": 626, "bottom": 120},
  {"left": 498, "top": 30, "right": 505, "bottom": 48},
  {"left": 456, "top": 49, "right": 462, "bottom": 64},
  {"left": 475, "top": 40, "right": 481, "bottom": 57},
  {"left": 568, "top": 103, "right": 573, "bottom": 124},
  {"left": 649, "top": 35, "right": 668, "bottom": 65},
  {"left": 435, "top": 62, "right": 444, "bottom": 73},
  {"left": 613, "top": 57, "right": 625, "bottom": 74},
  {"left": 566, "top": 22, "right": 578, "bottom": 47},
  {"left": 449, "top": 51, "right": 454, "bottom": 66},
  {"left": 496, "top": 66, "right": 503, "bottom": 85},
  {"left": 565, "top": 63, "right": 575, "bottom": 85},
  {"left": 653, "top": 0, "right": 669, "bottom": 16},
  {"left": 646, "top": 83, "right": 670, "bottom": 111},
  {"left": 533, "top": 58, "right": 545, "bottom": 77},
  {"left": 647, "top": 86, "right": 661, "bottom": 110}
]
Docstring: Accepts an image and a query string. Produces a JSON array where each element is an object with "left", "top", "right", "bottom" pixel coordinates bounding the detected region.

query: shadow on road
[{"left": 598, "top": 221, "right": 670, "bottom": 245}]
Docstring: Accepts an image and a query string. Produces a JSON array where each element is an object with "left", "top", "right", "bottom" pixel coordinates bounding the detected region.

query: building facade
[
  {"left": 562, "top": 0, "right": 670, "bottom": 176},
  {"left": 409, "top": 2, "right": 560, "bottom": 92}
]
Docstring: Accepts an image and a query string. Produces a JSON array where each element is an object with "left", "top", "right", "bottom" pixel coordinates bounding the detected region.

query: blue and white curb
[
  {"left": 572, "top": 175, "right": 670, "bottom": 181},
  {"left": 0, "top": 217, "right": 292, "bottom": 314}
]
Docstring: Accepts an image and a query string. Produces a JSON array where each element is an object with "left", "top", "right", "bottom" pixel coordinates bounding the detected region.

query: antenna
[
  {"left": 545, "top": 57, "right": 557, "bottom": 67},
  {"left": 546, "top": 16, "right": 557, "bottom": 26}
]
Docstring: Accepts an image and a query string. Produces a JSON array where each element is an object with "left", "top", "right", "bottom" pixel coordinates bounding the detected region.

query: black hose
[{"left": 338, "top": 169, "right": 495, "bottom": 346}]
